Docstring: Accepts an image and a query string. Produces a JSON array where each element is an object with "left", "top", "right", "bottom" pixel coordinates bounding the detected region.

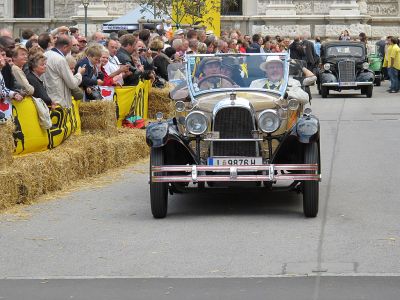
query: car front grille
[
  {"left": 212, "top": 107, "right": 257, "bottom": 156},
  {"left": 338, "top": 60, "right": 355, "bottom": 82}
]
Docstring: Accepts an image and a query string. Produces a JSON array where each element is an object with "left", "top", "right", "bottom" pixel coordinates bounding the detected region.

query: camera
[
  {"left": 125, "top": 62, "right": 137, "bottom": 73},
  {"left": 138, "top": 48, "right": 147, "bottom": 53}
]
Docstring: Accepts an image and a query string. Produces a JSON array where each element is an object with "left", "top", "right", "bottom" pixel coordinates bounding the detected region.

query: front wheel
[
  {"left": 303, "top": 143, "right": 319, "bottom": 218},
  {"left": 365, "top": 85, "right": 373, "bottom": 98},
  {"left": 321, "top": 86, "right": 328, "bottom": 98},
  {"left": 150, "top": 147, "right": 168, "bottom": 218}
]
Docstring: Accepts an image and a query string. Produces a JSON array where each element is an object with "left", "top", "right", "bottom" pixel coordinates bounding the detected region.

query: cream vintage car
[{"left": 146, "top": 53, "right": 321, "bottom": 218}]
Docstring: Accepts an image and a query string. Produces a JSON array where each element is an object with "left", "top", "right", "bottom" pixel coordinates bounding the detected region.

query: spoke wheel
[
  {"left": 150, "top": 147, "right": 168, "bottom": 218},
  {"left": 303, "top": 142, "right": 319, "bottom": 218}
]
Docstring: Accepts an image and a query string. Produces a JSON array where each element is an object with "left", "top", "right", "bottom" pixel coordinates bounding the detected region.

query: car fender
[
  {"left": 356, "top": 70, "right": 375, "bottom": 82},
  {"left": 146, "top": 119, "right": 198, "bottom": 164},
  {"left": 146, "top": 121, "right": 170, "bottom": 148},
  {"left": 320, "top": 72, "right": 337, "bottom": 84}
]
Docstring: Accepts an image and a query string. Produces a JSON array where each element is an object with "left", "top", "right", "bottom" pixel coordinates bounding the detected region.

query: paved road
[
  {"left": 1, "top": 277, "right": 400, "bottom": 300},
  {"left": 1, "top": 82, "right": 400, "bottom": 298}
]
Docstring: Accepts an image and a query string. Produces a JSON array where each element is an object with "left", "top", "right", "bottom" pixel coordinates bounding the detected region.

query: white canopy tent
[{"left": 102, "top": 5, "right": 168, "bottom": 33}]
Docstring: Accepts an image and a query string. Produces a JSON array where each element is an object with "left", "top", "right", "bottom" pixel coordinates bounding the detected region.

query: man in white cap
[
  {"left": 174, "top": 29, "right": 185, "bottom": 39},
  {"left": 250, "top": 56, "right": 309, "bottom": 103}
]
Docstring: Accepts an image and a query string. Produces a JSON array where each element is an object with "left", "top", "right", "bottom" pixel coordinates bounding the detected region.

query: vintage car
[
  {"left": 146, "top": 53, "right": 321, "bottom": 218},
  {"left": 368, "top": 46, "right": 384, "bottom": 86},
  {"left": 317, "top": 41, "right": 375, "bottom": 98}
]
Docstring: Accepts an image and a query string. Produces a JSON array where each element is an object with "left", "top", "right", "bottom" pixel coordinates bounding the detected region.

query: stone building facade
[
  {"left": 222, "top": 0, "right": 400, "bottom": 39},
  {"left": 0, "top": 0, "right": 399, "bottom": 39},
  {"left": 0, "top": 0, "right": 138, "bottom": 37}
]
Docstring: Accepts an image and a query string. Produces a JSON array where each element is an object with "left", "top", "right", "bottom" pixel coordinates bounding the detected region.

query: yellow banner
[
  {"left": 114, "top": 80, "right": 150, "bottom": 127},
  {"left": 172, "top": 0, "right": 221, "bottom": 37},
  {"left": 12, "top": 98, "right": 81, "bottom": 155},
  {"left": 9, "top": 80, "right": 150, "bottom": 154}
]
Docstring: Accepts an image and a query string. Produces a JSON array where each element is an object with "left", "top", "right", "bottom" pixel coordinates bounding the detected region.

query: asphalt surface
[
  {"left": 1, "top": 277, "right": 400, "bottom": 300},
  {"left": 1, "top": 82, "right": 400, "bottom": 298}
]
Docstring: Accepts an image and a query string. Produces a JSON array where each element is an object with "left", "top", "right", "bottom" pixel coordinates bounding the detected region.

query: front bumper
[
  {"left": 321, "top": 82, "right": 373, "bottom": 87},
  {"left": 151, "top": 164, "right": 321, "bottom": 183}
]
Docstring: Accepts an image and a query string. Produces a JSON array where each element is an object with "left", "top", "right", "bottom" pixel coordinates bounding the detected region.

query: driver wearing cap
[{"left": 196, "top": 57, "right": 236, "bottom": 90}]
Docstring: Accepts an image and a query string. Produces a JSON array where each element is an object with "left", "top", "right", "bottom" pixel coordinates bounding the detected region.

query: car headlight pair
[
  {"left": 185, "top": 109, "right": 285, "bottom": 135},
  {"left": 185, "top": 111, "right": 209, "bottom": 135}
]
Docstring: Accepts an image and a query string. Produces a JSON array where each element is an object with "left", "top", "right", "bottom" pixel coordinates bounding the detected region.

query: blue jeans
[{"left": 388, "top": 67, "right": 399, "bottom": 91}]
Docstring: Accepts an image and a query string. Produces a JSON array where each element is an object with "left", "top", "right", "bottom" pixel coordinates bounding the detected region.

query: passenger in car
[{"left": 250, "top": 56, "right": 309, "bottom": 104}]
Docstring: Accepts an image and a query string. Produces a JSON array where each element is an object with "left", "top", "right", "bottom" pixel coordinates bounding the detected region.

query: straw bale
[
  {"left": 0, "top": 121, "right": 15, "bottom": 170},
  {"left": 0, "top": 129, "right": 149, "bottom": 210},
  {"left": 148, "top": 85, "right": 174, "bottom": 119},
  {"left": 79, "top": 101, "right": 117, "bottom": 135}
]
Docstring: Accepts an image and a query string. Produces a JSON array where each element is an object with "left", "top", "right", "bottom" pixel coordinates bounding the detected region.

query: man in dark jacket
[
  {"left": 289, "top": 37, "right": 305, "bottom": 60},
  {"left": 116, "top": 34, "right": 142, "bottom": 86},
  {"left": 301, "top": 36, "right": 319, "bottom": 72},
  {"left": 247, "top": 34, "right": 262, "bottom": 53}
]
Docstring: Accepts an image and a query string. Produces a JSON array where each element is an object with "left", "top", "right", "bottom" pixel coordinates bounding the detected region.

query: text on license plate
[
  {"left": 207, "top": 157, "right": 263, "bottom": 166},
  {"left": 339, "top": 82, "right": 356, "bottom": 86}
]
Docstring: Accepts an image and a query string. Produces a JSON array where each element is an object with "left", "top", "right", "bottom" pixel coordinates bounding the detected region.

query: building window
[
  {"left": 14, "top": 0, "right": 44, "bottom": 18},
  {"left": 221, "top": 0, "right": 242, "bottom": 15}
]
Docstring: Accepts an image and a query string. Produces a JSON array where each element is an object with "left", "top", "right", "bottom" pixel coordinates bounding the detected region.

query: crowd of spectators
[{"left": 1, "top": 24, "right": 399, "bottom": 116}]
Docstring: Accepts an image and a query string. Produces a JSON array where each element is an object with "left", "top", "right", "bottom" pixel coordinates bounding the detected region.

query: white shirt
[
  {"left": 250, "top": 77, "right": 309, "bottom": 104},
  {"left": 104, "top": 55, "right": 123, "bottom": 85}
]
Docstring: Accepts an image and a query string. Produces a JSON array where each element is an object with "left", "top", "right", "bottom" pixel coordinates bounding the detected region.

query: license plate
[
  {"left": 207, "top": 157, "right": 263, "bottom": 166},
  {"left": 339, "top": 82, "right": 356, "bottom": 86}
]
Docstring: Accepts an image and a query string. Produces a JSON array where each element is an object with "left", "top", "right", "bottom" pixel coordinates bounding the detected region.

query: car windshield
[
  {"left": 168, "top": 53, "right": 290, "bottom": 101},
  {"left": 326, "top": 45, "right": 363, "bottom": 57}
]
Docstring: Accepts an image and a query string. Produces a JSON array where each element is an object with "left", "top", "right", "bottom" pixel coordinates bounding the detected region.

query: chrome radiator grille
[
  {"left": 338, "top": 60, "right": 355, "bottom": 82},
  {"left": 212, "top": 107, "right": 257, "bottom": 156}
]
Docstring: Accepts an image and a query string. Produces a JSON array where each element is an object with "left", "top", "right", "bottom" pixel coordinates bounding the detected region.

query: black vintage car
[
  {"left": 317, "top": 41, "right": 374, "bottom": 98},
  {"left": 146, "top": 53, "right": 321, "bottom": 219}
]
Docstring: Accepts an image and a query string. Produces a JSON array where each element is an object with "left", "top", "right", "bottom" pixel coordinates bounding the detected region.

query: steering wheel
[{"left": 197, "top": 74, "right": 236, "bottom": 89}]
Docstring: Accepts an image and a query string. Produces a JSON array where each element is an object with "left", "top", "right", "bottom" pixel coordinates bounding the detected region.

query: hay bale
[
  {"left": 0, "top": 129, "right": 149, "bottom": 210},
  {"left": 0, "top": 121, "right": 15, "bottom": 170},
  {"left": 79, "top": 101, "right": 117, "bottom": 135},
  {"left": 148, "top": 85, "right": 174, "bottom": 119}
]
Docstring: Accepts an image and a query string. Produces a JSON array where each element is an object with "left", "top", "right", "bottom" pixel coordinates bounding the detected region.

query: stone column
[{"left": 357, "top": 0, "right": 368, "bottom": 15}]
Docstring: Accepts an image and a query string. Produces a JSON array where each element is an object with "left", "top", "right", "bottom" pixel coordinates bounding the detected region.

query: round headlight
[
  {"left": 288, "top": 99, "right": 299, "bottom": 111},
  {"left": 185, "top": 111, "right": 208, "bottom": 135},
  {"left": 175, "top": 101, "right": 185, "bottom": 112},
  {"left": 323, "top": 63, "right": 331, "bottom": 71},
  {"left": 362, "top": 62, "right": 369, "bottom": 69},
  {"left": 258, "top": 109, "right": 281, "bottom": 133},
  {"left": 297, "top": 118, "right": 318, "bottom": 136}
]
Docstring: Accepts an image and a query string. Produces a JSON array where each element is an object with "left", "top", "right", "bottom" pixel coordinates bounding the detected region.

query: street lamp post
[{"left": 81, "top": 0, "right": 90, "bottom": 38}]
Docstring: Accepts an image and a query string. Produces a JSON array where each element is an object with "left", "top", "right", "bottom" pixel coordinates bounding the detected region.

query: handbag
[{"left": 32, "top": 97, "right": 52, "bottom": 130}]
